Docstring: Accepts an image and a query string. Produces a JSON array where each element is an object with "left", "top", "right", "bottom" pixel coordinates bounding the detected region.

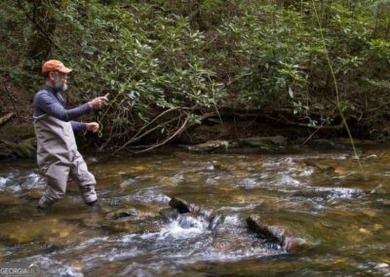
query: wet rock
[
  {"left": 304, "top": 161, "right": 335, "bottom": 172},
  {"left": 208, "top": 161, "right": 233, "bottom": 172},
  {"left": 282, "top": 237, "right": 307, "bottom": 253},
  {"left": 110, "top": 221, "right": 160, "bottom": 233},
  {"left": 183, "top": 140, "right": 229, "bottom": 153},
  {"left": 158, "top": 176, "right": 180, "bottom": 187},
  {"left": 237, "top": 135, "right": 287, "bottom": 148},
  {"left": 168, "top": 197, "right": 223, "bottom": 230},
  {"left": 103, "top": 205, "right": 164, "bottom": 233},
  {"left": 169, "top": 197, "right": 191, "bottom": 213},
  {"left": 106, "top": 208, "right": 138, "bottom": 220},
  {"left": 307, "top": 139, "right": 337, "bottom": 149}
]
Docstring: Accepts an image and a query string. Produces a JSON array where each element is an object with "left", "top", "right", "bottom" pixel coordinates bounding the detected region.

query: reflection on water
[{"left": 0, "top": 147, "right": 389, "bottom": 276}]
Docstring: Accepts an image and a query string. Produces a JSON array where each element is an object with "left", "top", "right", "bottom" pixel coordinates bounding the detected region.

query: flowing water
[{"left": 0, "top": 146, "right": 389, "bottom": 276}]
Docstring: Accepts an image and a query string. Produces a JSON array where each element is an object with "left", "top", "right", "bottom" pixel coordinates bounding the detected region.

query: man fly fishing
[{"left": 33, "top": 59, "right": 109, "bottom": 210}]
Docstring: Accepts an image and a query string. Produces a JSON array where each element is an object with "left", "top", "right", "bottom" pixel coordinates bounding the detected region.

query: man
[{"left": 33, "top": 59, "right": 109, "bottom": 210}]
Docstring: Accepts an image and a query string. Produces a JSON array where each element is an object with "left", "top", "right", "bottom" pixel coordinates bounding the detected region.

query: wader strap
[{"left": 33, "top": 113, "right": 47, "bottom": 123}]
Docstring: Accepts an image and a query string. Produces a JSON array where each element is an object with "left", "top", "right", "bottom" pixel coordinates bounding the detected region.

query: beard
[{"left": 53, "top": 79, "right": 68, "bottom": 92}]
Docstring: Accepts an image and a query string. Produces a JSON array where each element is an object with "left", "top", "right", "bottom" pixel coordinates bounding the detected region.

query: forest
[{"left": 0, "top": 0, "right": 389, "bottom": 153}]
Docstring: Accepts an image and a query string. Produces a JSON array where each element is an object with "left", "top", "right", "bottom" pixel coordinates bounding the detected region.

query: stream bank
[{"left": 0, "top": 115, "right": 387, "bottom": 160}]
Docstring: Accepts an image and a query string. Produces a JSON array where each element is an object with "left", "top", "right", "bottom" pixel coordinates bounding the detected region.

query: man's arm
[
  {"left": 71, "top": 121, "right": 100, "bottom": 133},
  {"left": 71, "top": 121, "right": 87, "bottom": 132},
  {"left": 34, "top": 90, "right": 91, "bottom": 121}
]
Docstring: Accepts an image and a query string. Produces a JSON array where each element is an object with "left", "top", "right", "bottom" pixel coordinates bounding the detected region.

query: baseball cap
[{"left": 42, "top": 59, "right": 72, "bottom": 73}]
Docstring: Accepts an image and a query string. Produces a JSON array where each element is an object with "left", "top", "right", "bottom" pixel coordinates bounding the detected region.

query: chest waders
[{"left": 34, "top": 115, "right": 97, "bottom": 208}]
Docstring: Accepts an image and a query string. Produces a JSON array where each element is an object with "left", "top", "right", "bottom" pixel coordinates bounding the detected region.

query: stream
[{"left": 0, "top": 146, "right": 389, "bottom": 276}]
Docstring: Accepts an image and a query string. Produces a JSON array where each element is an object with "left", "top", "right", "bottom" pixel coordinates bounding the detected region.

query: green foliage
[
  {"left": 1, "top": 0, "right": 390, "bottom": 149},
  {"left": 60, "top": 1, "right": 226, "bottom": 147},
  {"left": 218, "top": 2, "right": 317, "bottom": 111},
  {"left": 216, "top": 0, "right": 390, "bottom": 129}
]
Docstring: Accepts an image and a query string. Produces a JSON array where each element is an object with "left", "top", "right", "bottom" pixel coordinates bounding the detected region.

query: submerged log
[
  {"left": 246, "top": 216, "right": 282, "bottom": 245},
  {"left": 168, "top": 197, "right": 306, "bottom": 252},
  {"left": 246, "top": 216, "right": 307, "bottom": 252}
]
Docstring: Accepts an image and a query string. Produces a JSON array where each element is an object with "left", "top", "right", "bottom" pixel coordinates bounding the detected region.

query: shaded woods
[{"left": 1, "top": 0, "right": 389, "bottom": 153}]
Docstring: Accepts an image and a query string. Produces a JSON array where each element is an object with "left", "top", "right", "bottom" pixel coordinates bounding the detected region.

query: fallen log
[
  {"left": 246, "top": 216, "right": 307, "bottom": 252},
  {"left": 168, "top": 197, "right": 306, "bottom": 252}
]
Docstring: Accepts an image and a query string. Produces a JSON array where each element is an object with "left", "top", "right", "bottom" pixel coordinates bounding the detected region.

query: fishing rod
[{"left": 310, "top": 0, "right": 362, "bottom": 170}]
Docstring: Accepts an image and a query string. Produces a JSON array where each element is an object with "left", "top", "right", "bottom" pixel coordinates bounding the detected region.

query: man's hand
[
  {"left": 86, "top": 122, "right": 99, "bottom": 132},
  {"left": 88, "top": 93, "right": 110, "bottom": 110}
]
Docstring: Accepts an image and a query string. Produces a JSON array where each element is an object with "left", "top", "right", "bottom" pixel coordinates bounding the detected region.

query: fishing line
[
  {"left": 94, "top": 110, "right": 104, "bottom": 138},
  {"left": 310, "top": 0, "right": 362, "bottom": 170}
]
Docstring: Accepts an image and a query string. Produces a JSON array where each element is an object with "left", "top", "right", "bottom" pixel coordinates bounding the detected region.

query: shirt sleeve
[
  {"left": 71, "top": 121, "right": 87, "bottom": 132},
  {"left": 35, "top": 90, "right": 91, "bottom": 121}
]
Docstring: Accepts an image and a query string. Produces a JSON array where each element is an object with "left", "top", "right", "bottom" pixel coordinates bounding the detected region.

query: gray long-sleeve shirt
[{"left": 33, "top": 86, "right": 91, "bottom": 132}]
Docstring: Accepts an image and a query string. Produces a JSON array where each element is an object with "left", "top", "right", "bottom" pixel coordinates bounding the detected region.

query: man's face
[{"left": 51, "top": 71, "right": 69, "bottom": 92}]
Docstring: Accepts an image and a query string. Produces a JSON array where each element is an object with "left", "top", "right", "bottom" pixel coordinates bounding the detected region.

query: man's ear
[{"left": 48, "top": 71, "right": 56, "bottom": 81}]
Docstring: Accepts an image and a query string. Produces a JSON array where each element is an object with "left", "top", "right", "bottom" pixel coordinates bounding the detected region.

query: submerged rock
[
  {"left": 106, "top": 208, "right": 138, "bottom": 220},
  {"left": 159, "top": 207, "right": 180, "bottom": 222}
]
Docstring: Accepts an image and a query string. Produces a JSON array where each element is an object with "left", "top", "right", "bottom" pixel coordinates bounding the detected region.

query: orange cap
[{"left": 42, "top": 59, "right": 72, "bottom": 73}]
